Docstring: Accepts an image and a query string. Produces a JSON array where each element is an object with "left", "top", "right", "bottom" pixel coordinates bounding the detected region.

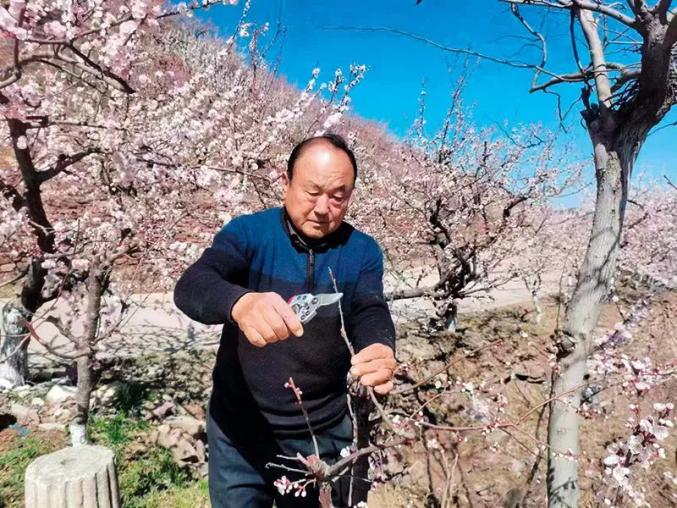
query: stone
[
  {"left": 126, "top": 442, "right": 148, "bottom": 459},
  {"left": 46, "top": 385, "right": 77, "bottom": 405},
  {"left": 31, "top": 397, "right": 45, "bottom": 407},
  {"left": 155, "top": 425, "right": 182, "bottom": 449},
  {"left": 194, "top": 438, "right": 206, "bottom": 463},
  {"left": 171, "top": 438, "right": 198, "bottom": 464},
  {"left": 399, "top": 340, "right": 437, "bottom": 362},
  {"left": 91, "top": 382, "right": 122, "bottom": 407},
  {"left": 24, "top": 445, "right": 120, "bottom": 508},
  {"left": 151, "top": 401, "right": 176, "bottom": 420},
  {"left": 183, "top": 403, "right": 206, "bottom": 421},
  {"left": 165, "top": 415, "right": 205, "bottom": 438},
  {"left": 52, "top": 407, "right": 74, "bottom": 423},
  {"left": 10, "top": 403, "right": 39, "bottom": 425},
  {"left": 38, "top": 422, "right": 66, "bottom": 432}
]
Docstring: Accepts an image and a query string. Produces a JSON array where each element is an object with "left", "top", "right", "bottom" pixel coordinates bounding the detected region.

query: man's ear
[{"left": 281, "top": 172, "right": 290, "bottom": 198}]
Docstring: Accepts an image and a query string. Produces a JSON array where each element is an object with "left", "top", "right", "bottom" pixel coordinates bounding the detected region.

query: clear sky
[{"left": 195, "top": 0, "right": 676, "bottom": 193}]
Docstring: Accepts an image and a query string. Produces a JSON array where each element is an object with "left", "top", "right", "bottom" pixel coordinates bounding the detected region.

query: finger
[
  {"left": 359, "top": 369, "right": 393, "bottom": 388},
  {"left": 373, "top": 380, "right": 394, "bottom": 395},
  {"left": 262, "top": 308, "right": 289, "bottom": 341},
  {"left": 257, "top": 321, "right": 280, "bottom": 344},
  {"left": 243, "top": 326, "right": 266, "bottom": 348},
  {"left": 272, "top": 298, "right": 304, "bottom": 337},
  {"left": 350, "top": 358, "right": 396, "bottom": 377},
  {"left": 351, "top": 344, "right": 393, "bottom": 365}
]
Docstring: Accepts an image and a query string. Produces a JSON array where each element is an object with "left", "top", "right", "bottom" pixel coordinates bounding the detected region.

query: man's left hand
[{"left": 350, "top": 343, "right": 396, "bottom": 395}]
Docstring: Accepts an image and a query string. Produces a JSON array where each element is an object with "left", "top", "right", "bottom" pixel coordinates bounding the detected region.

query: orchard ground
[{"left": 1, "top": 278, "right": 674, "bottom": 507}]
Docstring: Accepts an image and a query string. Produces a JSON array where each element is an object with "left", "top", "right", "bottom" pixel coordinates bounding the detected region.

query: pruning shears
[{"left": 288, "top": 293, "right": 343, "bottom": 324}]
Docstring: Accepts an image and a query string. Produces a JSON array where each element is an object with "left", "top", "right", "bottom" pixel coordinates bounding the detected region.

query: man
[{"left": 174, "top": 134, "right": 396, "bottom": 507}]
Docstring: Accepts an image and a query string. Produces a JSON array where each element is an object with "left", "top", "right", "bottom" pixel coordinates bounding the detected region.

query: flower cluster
[
  {"left": 272, "top": 475, "right": 311, "bottom": 498},
  {"left": 600, "top": 403, "right": 674, "bottom": 506}
]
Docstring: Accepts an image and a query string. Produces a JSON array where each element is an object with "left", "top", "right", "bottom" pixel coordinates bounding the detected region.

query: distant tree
[{"left": 350, "top": 86, "right": 580, "bottom": 330}]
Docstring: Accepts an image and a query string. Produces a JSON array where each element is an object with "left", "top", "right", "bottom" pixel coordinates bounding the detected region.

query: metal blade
[{"left": 316, "top": 293, "right": 343, "bottom": 307}]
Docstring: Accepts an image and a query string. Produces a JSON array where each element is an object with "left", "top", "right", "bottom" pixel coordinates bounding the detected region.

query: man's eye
[
  {"left": 307, "top": 191, "right": 320, "bottom": 197},
  {"left": 332, "top": 195, "right": 345, "bottom": 202}
]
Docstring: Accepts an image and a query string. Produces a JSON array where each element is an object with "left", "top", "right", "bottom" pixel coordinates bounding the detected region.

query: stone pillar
[{"left": 25, "top": 445, "right": 120, "bottom": 508}]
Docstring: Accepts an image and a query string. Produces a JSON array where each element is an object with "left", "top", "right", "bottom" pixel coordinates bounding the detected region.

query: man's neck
[{"left": 282, "top": 207, "right": 331, "bottom": 251}]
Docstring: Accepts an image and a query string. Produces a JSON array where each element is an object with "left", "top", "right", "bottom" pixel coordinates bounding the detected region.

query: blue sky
[{"left": 195, "top": 0, "right": 676, "bottom": 193}]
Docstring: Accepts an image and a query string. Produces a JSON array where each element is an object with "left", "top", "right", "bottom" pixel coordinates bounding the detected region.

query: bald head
[{"left": 287, "top": 134, "right": 358, "bottom": 182}]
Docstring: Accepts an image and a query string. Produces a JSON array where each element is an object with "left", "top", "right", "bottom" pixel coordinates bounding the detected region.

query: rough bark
[
  {"left": 547, "top": 139, "right": 631, "bottom": 507},
  {"left": 70, "top": 262, "right": 105, "bottom": 446},
  {"left": 0, "top": 302, "right": 30, "bottom": 387},
  {"left": 0, "top": 108, "right": 53, "bottom": 386},
  {"left": 0, "top": 260, "right": 47, "bottom": 387}
]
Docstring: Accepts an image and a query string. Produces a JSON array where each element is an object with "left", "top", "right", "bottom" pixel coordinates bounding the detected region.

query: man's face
[{"left": 283, "top": 142, "right": 355, "bottom": 239}]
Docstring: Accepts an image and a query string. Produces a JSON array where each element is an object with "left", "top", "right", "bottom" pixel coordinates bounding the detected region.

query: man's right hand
[{"left": 231, "top": 292, "right": 304, "bottom": 347}]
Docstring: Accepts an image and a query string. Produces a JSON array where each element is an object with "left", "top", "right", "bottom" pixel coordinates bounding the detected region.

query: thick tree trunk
[
  {"left": 546, "top": 137, "right": 631, "bottom": 507},
  {"left": 0, "top": 260, "right": 46, "bottom": 388},
  {"left": 0, "top": 301, "right": 31, "bottom": 388}
]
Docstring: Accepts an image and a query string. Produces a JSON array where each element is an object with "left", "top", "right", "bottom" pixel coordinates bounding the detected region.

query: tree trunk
[
  {"left": 531, "top": 291, "right": 543, "bottom": 325},
  {"left": 348, "top": 393, "right": 374, "bottom": 505},
  {"left": 70, "top": 352, "right": 94, "bottom": 446},
  {"left": 70, "top": 263, "right": 105, "bottom": 446},
  {"left": 546, "top": 137, "right": 631, "bottom": 507},
  {"left": 0, "top": 301, "right": 30, "bottom": 388},
  {"left": 434, "top": 299, "right": 459, "bottom": 331}
]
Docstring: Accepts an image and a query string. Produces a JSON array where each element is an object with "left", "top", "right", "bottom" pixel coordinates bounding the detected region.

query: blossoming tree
[{"left": 0, "top": 0, "right": 364, "bottom": 444}]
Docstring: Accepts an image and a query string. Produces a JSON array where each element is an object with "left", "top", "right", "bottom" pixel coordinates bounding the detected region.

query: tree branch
[
  {"left": 654, "top": 0, "right": 673, "bottom": 17},
  {"left": 0, "top": 177, "right": 26, "bottom": 211},
  {"left": 37, "top": 148, "right": 101, "bottom": 184},
  {"left": 578, "top": 8, "right": 613, "bottom": 108},
  {"left": 504, "top": 0, "right": 638, "bottom": 28}
]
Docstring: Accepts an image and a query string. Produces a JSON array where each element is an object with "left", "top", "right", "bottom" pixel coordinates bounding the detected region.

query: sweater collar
[{"left": 281, "top": 207, "right": 349, "bottom": 252}]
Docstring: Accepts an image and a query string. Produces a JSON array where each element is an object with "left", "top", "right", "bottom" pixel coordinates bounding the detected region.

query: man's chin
[{"left": 302, "top": 222, "right": 331, "bottom": 238}]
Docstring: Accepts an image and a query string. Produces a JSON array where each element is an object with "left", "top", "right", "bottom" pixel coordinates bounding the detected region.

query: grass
[
  {"left": 0, "top": 431, "right": 66, "bottom": 508},
  {"left": 89, "top": 411, "right": 150, "bottom": 448},
  {"left": 129, "top": 478, "right": 210, "bottom": 508},
  {"left": 0, "top": 414, "right": 205, "bottom": 508},
  {"left": 88, "top": 411, "right": 199, "bottom": 507},
  {"left": 120, "top": 447, "right": 194, "bottom": 508}
]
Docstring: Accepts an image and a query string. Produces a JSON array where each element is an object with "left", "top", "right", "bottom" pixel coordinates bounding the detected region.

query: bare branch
[
  {"left": 654, "top": 0, "right": 673, "bottom": 17},
  {"left": 321, "top": 25, "right": 578, "bottom": 82},
  {"left": 510, "top": 4, "right": 548, "bottom": 90},
  {"left": 664, "top": 174, "right": 677, "bottom": 191},
  {"left": 504, "top": 0, "right": 638, "bottom": 27},
  {"left": 37, "top": 148, "right": 101, "bottom": 184},
  {"left": 23, "top": 319, "right": 85, "bottom": 359},
  {"left": 626, "top": 0, "right": 648, "bottom": 16},
  {"left": 578, "top": 8, "right": 613, "bottom": 108}
]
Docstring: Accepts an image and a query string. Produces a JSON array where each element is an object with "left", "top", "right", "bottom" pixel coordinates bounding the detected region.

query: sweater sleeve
[
  {"left": 347, "top": 237, "right": 396, "bottom": 352},
  {"left": 173, "top": 217, "right": 253, "bottom": 325}
]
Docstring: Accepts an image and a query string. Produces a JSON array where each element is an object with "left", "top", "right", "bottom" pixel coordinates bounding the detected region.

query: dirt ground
[{"left": 1, "top": 284, "right": 674, "bottom": 507}]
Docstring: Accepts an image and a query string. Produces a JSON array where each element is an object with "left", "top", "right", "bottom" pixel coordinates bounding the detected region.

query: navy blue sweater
[{"left": 173, "top": 207, "right": 395, "bottom": 437}]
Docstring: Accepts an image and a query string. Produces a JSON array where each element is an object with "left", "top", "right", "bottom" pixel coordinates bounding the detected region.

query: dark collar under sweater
[{"left": 280, "top": 207, "right": 352, "bottom": 253}]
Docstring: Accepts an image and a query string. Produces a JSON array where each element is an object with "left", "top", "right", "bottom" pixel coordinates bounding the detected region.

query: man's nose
[{"left": 314, "top": 194, "right": 330, "bottom": 216}]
